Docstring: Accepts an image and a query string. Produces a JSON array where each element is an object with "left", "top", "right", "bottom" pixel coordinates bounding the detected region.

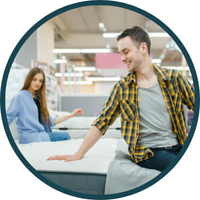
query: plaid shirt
[{"left": 92, "top": 65, "right": 195, "bottom": 163}]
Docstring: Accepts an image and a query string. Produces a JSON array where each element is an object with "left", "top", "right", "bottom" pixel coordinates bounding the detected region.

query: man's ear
[{"left": 140, "top": 42, "right": 148, "bottom": 55}]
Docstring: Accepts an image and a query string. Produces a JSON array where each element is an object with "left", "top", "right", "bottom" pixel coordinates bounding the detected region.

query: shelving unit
[
  {"left": 6, "top": 68, "right": 29, "bottom": 110},
  {"left": 6, "top": 61, "right": 59, "bottom": 111}
]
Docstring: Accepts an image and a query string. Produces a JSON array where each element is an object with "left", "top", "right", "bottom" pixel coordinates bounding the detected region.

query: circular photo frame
[{"left": 1, "top": 1, "right": 199, "bottom": 199}]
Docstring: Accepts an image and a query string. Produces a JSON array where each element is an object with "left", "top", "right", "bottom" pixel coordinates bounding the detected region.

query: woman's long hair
[{"left": 21, "top": 67, "right": 50, "bottom": 124}]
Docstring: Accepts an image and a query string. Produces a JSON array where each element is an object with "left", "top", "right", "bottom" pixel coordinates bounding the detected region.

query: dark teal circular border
[{"left": 1, "top": 1, "right": 199, "bottom": 199}]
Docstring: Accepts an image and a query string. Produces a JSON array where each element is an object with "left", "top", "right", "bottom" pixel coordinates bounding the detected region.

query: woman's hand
[
  {"left": 54, "top": 108, "right": 83, "bottom": 125},
  {"left": 47, "top": 152, "right": 83, "bottom": 162},
  {"left": 70, "top": 108, "right": 83, "bottom": 117}
]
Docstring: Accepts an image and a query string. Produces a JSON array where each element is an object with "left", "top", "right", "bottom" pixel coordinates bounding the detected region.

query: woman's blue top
[{"left": 6, "top": 90, "right": 56, "bottom": 144}]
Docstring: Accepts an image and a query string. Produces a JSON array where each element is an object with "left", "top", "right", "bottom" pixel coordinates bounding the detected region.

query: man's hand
[
  {"left": 47, "top": 152, "right": 83, "bottom": 162},
  {"left": 47, "top": 126, "right": 102, "bottom": 162}
]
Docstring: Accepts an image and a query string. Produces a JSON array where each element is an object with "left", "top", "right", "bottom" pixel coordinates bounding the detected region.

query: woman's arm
[
  {"left": 6, "top": 96, "right": 20, "bottom": 125},
  {"left": 54, "top": 108, "right": 83, "bottom": 125},
  {"left": 47, "top": 126, "right": 102, "bottom": 161}
]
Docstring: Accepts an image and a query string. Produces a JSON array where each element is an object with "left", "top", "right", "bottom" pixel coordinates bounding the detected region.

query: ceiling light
[
  {"left": 74, "top": 67, "right": 96, "bottom": 71},
  {"left": 162, "top": 66, "right": 190, "bottom": 71},
  {"left": 86, "top": 77, "right": 121, "bottom": 81},
  {"left": 64, "top": 81, "right": 93, "bottom": 85},
  {"left": 106, "top": 44, "right": 110, "bottom": 49},
  {"left": 152, "top": 59, "right": 161, "bottom": 64},
  {"left": 162, "top": 66, "right": 177, "bottom": 69},
  {"left": 103, "top": 32, "right": 170, "bottom": 38},
  {"left": 189, "top": 80, "right": 193, "bottom": 84},
  {"left": 81, "top": 49, "right": 111, "bottom": 53},
  {"left": 53, "top": 49, "right": 111, "bottom": 53},
  {"left": 103, "top": 33, "right": 119, "bottom": 38},
  {"left": 99, "top": 23, "right": 104, "bottom": 29},
  {"left": 103, "top": 77, "right": 121, "bottom": 81},
  {"left": 53, "top": 49, "right": 81, "bottom": 53},
  {"left": 86, "top": 77, "right": 103, "bottom": 81},
  {"left": 99, "top": 23, "right": 107, "bottom": 32},
  {"left": 54, "top": 59, "right": 67, "bottom": 63},
  {"left": 148, "top": 32, "right": 170, "bottom": 37},
  {"left": 177, "top": 66, "right": 190, "bottom": 70},
  {"left": 55, "top": 73, "right": 83, "bottom": 77}
]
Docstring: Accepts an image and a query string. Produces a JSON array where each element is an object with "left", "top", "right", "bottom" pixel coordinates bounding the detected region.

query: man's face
[{"left": 118, "top": 36, "right": 143, "bottom": 73}]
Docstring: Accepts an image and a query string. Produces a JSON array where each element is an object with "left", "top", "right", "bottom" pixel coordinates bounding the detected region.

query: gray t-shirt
[{"left": 137, "top": 83, "right": 178, "bottom": 148}]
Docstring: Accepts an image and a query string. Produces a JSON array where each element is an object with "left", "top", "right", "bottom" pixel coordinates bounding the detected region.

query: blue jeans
[
  {"left": 46, "top": 132, "right": 71, "bottom": 142},
  {"left": 137, "top": 144, "right": 182, "bottom": 172}
]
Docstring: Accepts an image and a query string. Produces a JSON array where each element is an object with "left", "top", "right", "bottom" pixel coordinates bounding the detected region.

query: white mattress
[
  {"left": 52, "top": 116, "right": 122, "bottom": 139},
  {"left": 52, "top": 116, "right": 121, "bottom": 129},
  {"left": 52, "top": 129, "right": 123, "bottom": 139},
  {"left": 16, "top": 138, "right": 126, "bottom": 174}
]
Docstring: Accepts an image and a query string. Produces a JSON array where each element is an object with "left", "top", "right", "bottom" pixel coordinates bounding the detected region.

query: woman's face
[{"left": 29, "top": 73, "right": 44, "bottom": 92}]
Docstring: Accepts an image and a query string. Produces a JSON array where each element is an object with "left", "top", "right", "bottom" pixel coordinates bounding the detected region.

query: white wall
[
  {"left": 59, "top": 83, "right": 95, "bottom": 94},
  {"left": 94, "top": 82, "right": 115, "bottom": 94},
  {"left": 14, "top": 31, "right": 38, "bottom": 68},
  {"left": 60, "top": 82, "right": 116, "bottom": 94},
  {"left": 37, "top": 19, "right": 54, "bottom": 67}
]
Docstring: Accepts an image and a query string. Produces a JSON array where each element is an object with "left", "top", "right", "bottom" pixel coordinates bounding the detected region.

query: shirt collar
[
  {"left": 153, "top": 64, "right": 171, "bottom": 82},
  {"left": 23, "top": 89, "right": 32, "bottom": 96},
  {"left": 23, "top": 89, "right": 40, "bottom": 99},
  {"left": 126, "top": 72, "right": 137, "bottom": 85},
  {"left": 126, "top": 64, "right": 171, "bottom": 86}
]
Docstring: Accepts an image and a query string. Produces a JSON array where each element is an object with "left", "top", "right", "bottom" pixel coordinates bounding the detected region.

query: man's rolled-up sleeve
[
  {"left": 92, "top": 83, "right": 120, "bottom": 135},
  {"left": 178, "top": 71, "right": 195, "bottom": 111}
]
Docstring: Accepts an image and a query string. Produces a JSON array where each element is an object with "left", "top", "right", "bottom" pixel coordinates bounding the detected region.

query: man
[{"left": 47, "top": 26, "right": 195, "bottom": 172}]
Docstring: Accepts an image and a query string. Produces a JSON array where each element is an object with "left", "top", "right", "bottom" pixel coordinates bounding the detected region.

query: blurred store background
[{"left": 6, "top": 6, "right": 193, "bottom": 131}]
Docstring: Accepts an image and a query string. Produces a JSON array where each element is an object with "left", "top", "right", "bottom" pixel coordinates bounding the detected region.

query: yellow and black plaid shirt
[{"left": 92, "top": 65, "right": 195, "bottom": 163}]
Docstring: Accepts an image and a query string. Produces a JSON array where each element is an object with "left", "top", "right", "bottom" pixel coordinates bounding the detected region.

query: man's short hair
[{"left": 117, "top": 26, "right": 151, "bottom": 55}]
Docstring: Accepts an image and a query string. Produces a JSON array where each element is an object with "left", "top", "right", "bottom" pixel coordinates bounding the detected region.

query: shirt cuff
[
  {"left": 92, "top": 119, "right": 110, "bottom": 135},
  {"left": 49, "top": 116, "right": 56, "bottom": 126}
]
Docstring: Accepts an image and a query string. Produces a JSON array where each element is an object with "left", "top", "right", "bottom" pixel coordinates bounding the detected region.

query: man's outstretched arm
[{"left": 47, "top": 126, "right": 102, "bottom": 162}]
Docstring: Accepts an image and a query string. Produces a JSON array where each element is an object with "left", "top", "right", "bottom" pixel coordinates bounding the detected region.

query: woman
[{"left": 6, "top": 67, "right": 83, "bottom": 144}]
